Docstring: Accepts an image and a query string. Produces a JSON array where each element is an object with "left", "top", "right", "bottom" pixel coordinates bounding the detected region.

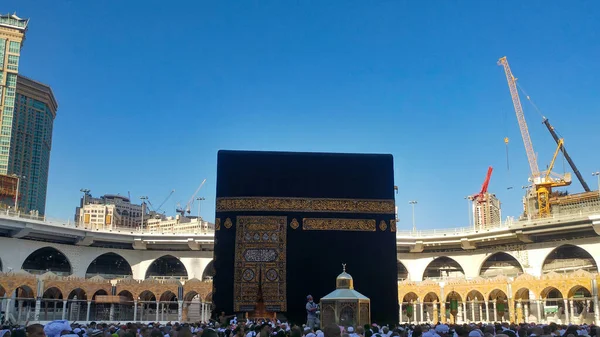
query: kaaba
[{"left": 213, "top": 150, "right": 398, "bottom": 324}]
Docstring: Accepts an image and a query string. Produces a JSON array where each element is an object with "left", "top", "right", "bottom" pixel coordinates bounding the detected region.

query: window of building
[
  {"left": 7, "top": 55, "right": 19, "bottom": 70},
  {"left": 8, "top": 41, "right": 20, "bottom": 54},
  {"left": 0, "top": 39, "right": 5, "bottom": 68}
]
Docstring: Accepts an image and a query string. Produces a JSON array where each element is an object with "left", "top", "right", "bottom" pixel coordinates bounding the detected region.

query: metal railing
[
  {"left": 396, "top": 202, "right": 600, "bottom": 238},
  {"left": 0, "top": 209, "right": 215, "bottom": 236}
]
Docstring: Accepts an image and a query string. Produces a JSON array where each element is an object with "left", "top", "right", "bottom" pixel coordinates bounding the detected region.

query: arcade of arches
[{"left": 398, "top": 269, "right": 600, "bottom": 325}]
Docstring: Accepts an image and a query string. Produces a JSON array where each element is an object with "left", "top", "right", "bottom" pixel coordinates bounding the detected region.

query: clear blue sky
[{"left": 6, "top": 0, "right": 600, "bottom": 229}]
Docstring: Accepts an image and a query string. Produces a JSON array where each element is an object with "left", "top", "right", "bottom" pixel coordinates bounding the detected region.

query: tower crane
[
  {"left": 498, "top": 57, "right": 571, "bottom": 217},
  {"left": 176, "top": 179, "right": 207, "bottom": 217},
  {"left": 471, "top": 166, "right": 494, "bottom": 204},
  {"left": 542, "top": 118, "right": 590, "bottom": 192},
  {"left": 155, "top": 189, "right": 175, "bottom": 213}
]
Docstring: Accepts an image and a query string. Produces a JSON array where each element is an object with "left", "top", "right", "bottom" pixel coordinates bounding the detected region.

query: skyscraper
[{"left": 0, "top": 14, "right": 57, "bottom": 214}]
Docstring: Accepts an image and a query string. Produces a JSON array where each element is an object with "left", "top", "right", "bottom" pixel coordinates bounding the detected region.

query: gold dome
[{"left": 336, "top": 264, "right": 354, "bottom": 289}]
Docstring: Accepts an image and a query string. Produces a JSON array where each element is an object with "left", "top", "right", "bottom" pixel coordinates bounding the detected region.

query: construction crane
[
  {"left": 155, "top": 189, "right": 175, "bottom": 213},
  {"left": 176, "top": 179, "right": 207, "bottom": 217},
  {"left": 471, "top": 166, "right": 494, "bottom": 204},
  {"left": 542, "top": 118, "right": 590, "bottom": 192},
  {"left": 498, "top": 56, "right": 572, "bottom": 217}
]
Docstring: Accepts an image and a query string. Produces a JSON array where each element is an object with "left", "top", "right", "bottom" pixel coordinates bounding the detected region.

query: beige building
[
  {"left": 76, "top": 193, "right": 145, "bottom": 230},
  {"left": 0, "top": 14, "right": 57, "bottom": 214},
  {"left": 146, "top": 214, "right": 214, "bottom": 234}
]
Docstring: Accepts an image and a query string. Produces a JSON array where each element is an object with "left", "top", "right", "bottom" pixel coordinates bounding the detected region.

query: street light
[
  {"left": 465, "top": 196, "right": 473, "bottom": 230},
  {"left": 408, "top": 201, "right": 417, "bottom": 233},
  {"left": 196, "top": 197, "right": 205, "bottom": 220},
  {"left": 12, "top": 174, "right": 25, "bottom": 212},
  {"left": 593, "top": 172, "right": 600, "bottom": 199},
  {"left": 140, "top": 196, "right": 148, "bottom": 231}
]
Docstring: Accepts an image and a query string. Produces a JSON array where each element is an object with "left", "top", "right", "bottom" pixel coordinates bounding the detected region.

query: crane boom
[
  {"left": 542, "top": 118, "right": 590, "bottom": 192},
  {"left": 498, "top": 57, "right": 540, "bottom": 178}
]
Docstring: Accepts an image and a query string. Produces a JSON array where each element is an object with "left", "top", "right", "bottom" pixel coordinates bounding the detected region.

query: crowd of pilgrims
[{"left": 1, "top": 319, "right": 600, "bottom": 337}]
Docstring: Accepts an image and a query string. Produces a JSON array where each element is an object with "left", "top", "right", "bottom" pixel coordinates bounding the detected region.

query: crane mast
[{"left": 498, "top": 57, "right": 540, "bottom": 179}]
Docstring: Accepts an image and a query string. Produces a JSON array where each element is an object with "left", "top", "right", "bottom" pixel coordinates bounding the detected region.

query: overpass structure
[{"left": 0, "top": 202, "right": 598, "bottom": 325}]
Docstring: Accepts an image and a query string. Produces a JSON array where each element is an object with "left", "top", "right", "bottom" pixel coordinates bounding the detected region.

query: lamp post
[
  {"left": 140, "top": 196, "right": 148, "bottom": 231},
  {"left": 465, "top": 196, "right": 473, "bottom": 230},
  {"left": 196, "top": 197, "right": 205, "bottom": 220},
  {"left": 12, "top": 174, "right": 25, "bottom": 212},
  {"left": 593, "top": 172, "right": 600, "bottom": 200},
  {"left": 409, "top": 200, "right": 418, "bottom": 233}
]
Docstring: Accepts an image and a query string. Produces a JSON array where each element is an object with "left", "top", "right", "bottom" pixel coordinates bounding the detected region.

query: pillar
[
  {"left": 593, "top": 295, "right": 600, "bottom": 325},
  {"left": 441, "top": 301, "right": 446, "bottom": 324},
  {"left": 470, "top": 300, "right": 475, "bottom": 322},
  {"left": 564, "top": 299, "right": 570, "bottom": 324},
  {"left": 509, "top": 299, "right": 515, "bottom": 323},
  {"left": 86, "top": 301, "right": 91, "bottom": 322},
  {"left": 17, "top": 300, "right": 23, "bottom": 322},
  {"left": 484, "top": 301, "right": 489, "bottom": 323},
  {"left": 62, "top": 300, "right": 68, "bottom": 320},
  {"left": 52, "top": 301, "right": 58, "bottom": 320},
  {"left": 133, "top": 300, "right": 137, "bottom": 321},
  {"left": 524, "top": 301, "right": 529, "bottom": 323},
  {"left": 160, "top": 303, "right": 164, "bottom": 321},
  {"left": 493, "top": 300, "right": 498, "bottom": 322},
  {"left": 33, "top": 298, "right": 40, "bottom": 321},
  {"left": 155, "top": 300, "right": 159, "bottom": 322},
  {"left": 201, "top": 302, "right": 205, "bottom": 323},
  {"left": 462, "top": 301, "right": 467, "bottom": 323},
  {"left": 536, "top": 300, "right": 542, "bottom": 323},
  {"left": 109, "top": 303, "right": 115, "bottom": 321},
  {"left": 516, "top": 300, "right": 522, "bottom": 324},
  {"left": 569, "top": 299, "right": 575, "bottom": 324},
  {"left": 178, "top": 300, "right": 183, "bottom": 322},
  {"left": 5, "top": 298, "right": 11, "bottom": 321},
  {"left": 399, "top": 302, "right": 403, "bottom": 323},
  {"left": 479, "top": 303, "right": 483, "bottom": 322},
  {"left": 433, "top": 301, "right": 438, "bottom": 323}
]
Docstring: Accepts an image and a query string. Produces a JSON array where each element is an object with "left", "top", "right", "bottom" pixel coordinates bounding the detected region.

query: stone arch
[
  {"left": 68, "top": 288, "right": 87, "bottom": 300},
  {"left": 184, "top": 291, "right": 202, "bottom": 302},
  {"left": 423, "top": 292, "right": 439, "bottom": 303},
  {"left": 541, "top": 244, "right": 598, "bottom": 274},
  {"left": 139, "top": 290, "right": 156, "bottom": 301},
  {"left": 86, "top": 252, "right": 133, "bottom": 279},
  {"left": 466, "top": 289, "right": 485, "bottom": 301},
  {"left": 15, "top": 285, "right": 35, "bottom": 299},
  {"left": 398, "top": 261, "right": 409, "bottom": 281},
  {"left": 514, "top": 287, "right": 531, "bottom": 300},
  {"left": 91, "top": 289, "right": 108, "bottom": 300},
  {"left": 202, "top": 260, "right": 215, "bottom": 281},
  {"left": 118, "top": 290, "right": 134, "bottom": 301},
  {"left": 22, "top": 246, "right": 72, "bottom": 275},
  {"left": 42, "top": 287, "right": 63, "bottom": 300},
  {"left": 0, "top": 284, "right": 5, "bottom": 297},
  {"left": 446, "top": 291, "right": 462, "bottom": 302},
  {"left": 479, "top": 252, "right": 524, "bottom": 277},
  {"left": 567, "top": 285, "right": 592, "bottom": 299},
  {"left": 160, "top": 290, "right": 178, "bottom": 302},
  {"left": 487, "top": 289, "right": 508, "bottom": 301},
  {"left": 401, "top": 292, "right": 419, "bottom": 302},
  {"left": 145, "top": 255, "right": 189, "bottom": 279},
  {"left": 205, "top": 292, "right": 213, "bottom": 302},
  {"left": 540, "top": 286, "right": 563, "bottom": 300},
  {"left": 423, "top": 256, "right": 465, "bottom": 279}
]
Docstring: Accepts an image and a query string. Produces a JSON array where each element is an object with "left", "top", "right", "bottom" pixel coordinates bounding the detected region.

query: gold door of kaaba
[{"left": 234, "top": 216, "right": 287, "bottom": 312}]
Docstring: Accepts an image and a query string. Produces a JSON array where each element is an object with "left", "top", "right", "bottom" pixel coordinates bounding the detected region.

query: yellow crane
[{"left": 498, "top": 56, "right": 571, "bottom": 217}]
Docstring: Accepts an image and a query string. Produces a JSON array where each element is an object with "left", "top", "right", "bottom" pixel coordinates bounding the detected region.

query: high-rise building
[
  {"left": 0, "top": 14, "right": 57, "bottom": 214},
  {"left": 473, "top": 192, "right": 501, "bottom": 229}
]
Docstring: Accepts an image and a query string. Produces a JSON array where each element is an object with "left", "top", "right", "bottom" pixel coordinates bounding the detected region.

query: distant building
[
  {"left": 75, "top": 193, "right": 145, "bottom": 230},
  {"left": 0, "top": 14, "right": 57, "bottom": 214},
  {"left": 146, "top": 214, "right": 214, "bottom": 234},
  {"left": 473, "top": 192, "right": 501, "bottom": 229}
]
